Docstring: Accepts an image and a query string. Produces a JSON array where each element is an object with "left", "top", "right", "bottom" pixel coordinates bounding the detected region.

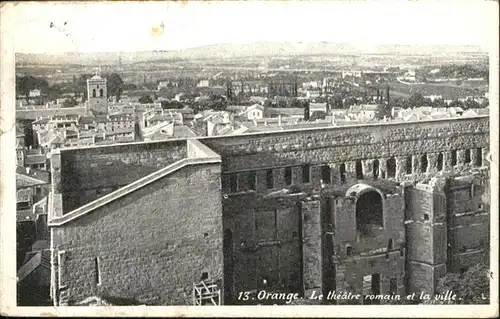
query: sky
[{"left": 4, "top": 0, "right": 496, "bottom": 54}]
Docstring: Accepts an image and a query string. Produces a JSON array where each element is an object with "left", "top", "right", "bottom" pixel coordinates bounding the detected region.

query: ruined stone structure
[{"left": 48, "top": 116, "right": 490, "bottom": 305}]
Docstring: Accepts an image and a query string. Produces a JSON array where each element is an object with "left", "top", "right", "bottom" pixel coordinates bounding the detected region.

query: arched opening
[
  {"left": 437, "top": 153, "right": 444, "bottom": 171},
  {"left": 321, "top": 165, "right": 331, "bottom": 184},
  {"left": 355, "top": 160, "right": 364, "bottom": 180},
  {"left": 464, "top": 149, "right": 471, "bottom": 164},
  {"left": 373, "top": 159, "right": 379, "bottom": 180},
  {"left": 223, "top": 229, "right": 234, "bottom": 303},
  {"left": 451, "top": 150, "right": 457, "bottom": 166},
  {"left": 99, "top": 88, "right": 104, "bottom": 97},
  {"left": 339, "top": 163, "right": 346, "bottom": 183},
  {"left": 346, "top": 245, "right": 353, "bottom": 256},
  {"left": 285, "top": 167, "right": 292, "bottom": 186},
  {"left": 406, "top": 156, "right": 413, "bottom": 174},
  {"left": 421, "top": 154, "right": 428, "bottom": 173},
  {"left": 92, "top": 89, "right": 96, "bottom": 98},
  {"left": 387, "top": 157, "right": 396, "bottom": 178},
  {"left": 356, "top": 190, "right": 383, "bottom": 235},
  {"left": 387, "top": 239, "right": 394, "bottom": 250},
  {"left": 475, "top": 148, "right": 482, "bottom": 167}
]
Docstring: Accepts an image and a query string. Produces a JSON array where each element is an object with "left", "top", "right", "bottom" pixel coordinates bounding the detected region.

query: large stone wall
[
  {"left": 54, "top": 140, "right": 187, "bottom": 213},
  {"left": 201, "top": 117, "right": 489, "bottom": 174},
  {"left": 51, "top": 163, "right": 223, "bottom": 305},
  {"left": 222, "top": 193, "right": 303, "bottom": 302},
  {"left": 445, "top": 173, "right": 490, "bottom": 272}
]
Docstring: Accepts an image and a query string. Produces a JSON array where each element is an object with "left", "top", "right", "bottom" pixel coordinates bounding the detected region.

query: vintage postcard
[{"left": 0, "top": 0, "right": 498, "bottom": 317}]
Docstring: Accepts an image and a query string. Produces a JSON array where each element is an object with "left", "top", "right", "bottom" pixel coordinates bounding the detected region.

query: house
[
  {"left": 348, "top": 104, "right": 384, "bottom": 121},
  {"left": 29, "top": 89, "right": 41, "bottom": 97},
  {"left": 238, "top": 104, "right": 265, "bottom": 120},
  {"left": 197, "top": 79, "right": 210, "bottom": 88},
  {"left": 104, "top": 127, "right": 136, "bottom": 143},
  {"left": 143, "top": 122, "right": 198, "bottom": 141}
]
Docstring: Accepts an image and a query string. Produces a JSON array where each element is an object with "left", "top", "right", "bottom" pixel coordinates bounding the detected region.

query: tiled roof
[
  {"left": 173, "top": 126, "right": 197, "bottom": 138},
  {"left": 25, "top": 154, "right": 47, "bottom": 165},
  {"left": 16, "top": 173, "right": 47, "bottom": 189},
  {"left": 16, "top": 107, "right": 86, "bottom": 120},
  {"left": 17, "top": 250, "right": 50, "bottom": 283}
]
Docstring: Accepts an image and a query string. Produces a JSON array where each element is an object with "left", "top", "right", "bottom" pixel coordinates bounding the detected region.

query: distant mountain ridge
[{"left": 16, "top": 42, "right": 486, "bottom": 66}]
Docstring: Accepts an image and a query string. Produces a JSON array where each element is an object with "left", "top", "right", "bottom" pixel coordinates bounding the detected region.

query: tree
[
  {"left": 464, "top": 99, "right": 480, "bottom": 110},
  {"left": 104, "top": 73, "right": 124, "bottom": 102},
  {"left": 16, "top": 75, "right": 49, "bottom": 102},
  {"left": 138, "top": 95, "right": 153, "bottom": 104},
  {"left": 433, "top": 263, "right": 490, "bottom": 304},
  {"left": 62, "top": 97, "right": 78, "bottom": 108},
  {"left": 449, "top": 100, "right": 465, "bottom": 109},
  {"left": 408, "top": 92, "right": 426, "bottom": 107}
]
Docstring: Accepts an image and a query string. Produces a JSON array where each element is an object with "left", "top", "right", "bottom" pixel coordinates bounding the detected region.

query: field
[{"left": 388, "top": 80, "right": 488, "bottom": 100}]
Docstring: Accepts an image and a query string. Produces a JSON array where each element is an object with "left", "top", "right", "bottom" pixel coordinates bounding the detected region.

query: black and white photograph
[{"left": 0, "top": 0, "right": 498, "bottom": 317}]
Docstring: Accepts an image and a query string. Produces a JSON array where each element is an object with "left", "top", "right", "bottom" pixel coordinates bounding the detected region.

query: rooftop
[{"left": 16, "top": 173, "right": 47, "bottom": 189}]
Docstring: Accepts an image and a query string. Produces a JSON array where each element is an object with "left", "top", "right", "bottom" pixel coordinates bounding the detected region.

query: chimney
[
  {"left": 278, "top": 114, "right": 282, "bottom": 126},
  {"left": 26, "top": 167, "right": 31, "bottom": 175}
]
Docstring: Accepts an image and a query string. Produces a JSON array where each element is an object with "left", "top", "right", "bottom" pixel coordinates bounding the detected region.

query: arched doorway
[{"left": 355, "top": 189, "right": 384, "bottom": 235}]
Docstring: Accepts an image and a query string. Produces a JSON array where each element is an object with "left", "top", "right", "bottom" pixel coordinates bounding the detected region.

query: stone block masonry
[
  {"left": 55, "top": 140, "right": 187, "bottom": 213},
  {"left": 201, "top": 117, "right": 489, "bottom": 174},
  {"left": 50, "top": 163, "right": 223, "bottom": 305}
]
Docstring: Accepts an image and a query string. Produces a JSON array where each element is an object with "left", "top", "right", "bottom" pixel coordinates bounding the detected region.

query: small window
[
  {"left": 248, "top": 171, "right": 256, "bottom": 190},
  {"left": 339, "top": 163, "right": 346, "bottom": 183},
  {"left": 99, "top": 88, "right": 104, "bottom": 97},
  {"left": 451, "top": 150, "right": 457, "bottom": 166},
  {"left": 230, "top": 174, "right": 238, "bottom": 193},
  {"left": 406, "top": 156, "right": 413, "bottom": 174},
  {"left": 346, "top": 245, "right": 353, "bottom": 256},
  {"left": 387, "top": 239, "right": 394, "bottom": 250},
  {"left": 285, "top": 167, "right": 292, "bottom": 186},
  {"left": 302, "top": 164, "right": 310, "bottom": 183},
  {"left": 266, "top": 169, "right": 274, "bottom": 189},
  {"left": 321, "top": 165, "right": 331, "bottom": 184},
  {"left": 423, "top": 213, "right": 429, "bottom": 221},
  {"left": 355, "top": 160, "right": 364, "bottom": 180},
  {"left": 92, "top": 89, "right": 96, "bottom": 98},
  {"left": 201, "top": 272, "right": 209, "bottom": 281},
  {"left": 94, "top": 257, "right": 101, "bottom": 285},
  {"left": 464, "top": 149, "right": 471, "bottom": 164},
  {"left": 421, "top": 154, "right": 428, "bottom": 173}
]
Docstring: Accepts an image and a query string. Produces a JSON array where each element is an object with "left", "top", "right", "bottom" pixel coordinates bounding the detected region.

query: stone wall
[
  {"left": 51, "top": 162, "right": 223, "bottom": 305},
  {"left": 201, "top": 117, "right": 489, "bottom": 174},
  {"left": 445, "top": 173, "right": 490, "bottom": 272},
  {"left": 54, "top": 140, "right": 187, "bottom": 213},
  {"left": 222, "top": 193, "right": 303, "bottom": 301}
]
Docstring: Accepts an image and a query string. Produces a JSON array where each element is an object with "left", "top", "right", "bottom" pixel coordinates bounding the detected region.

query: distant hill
[{"left": 16, "top": 42, "right": 486, "bottom": 66}]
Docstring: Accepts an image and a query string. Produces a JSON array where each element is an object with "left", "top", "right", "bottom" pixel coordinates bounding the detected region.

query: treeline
[
  {"left": 16, "top": 73, "right": 126, "bottom": 105},
  {"left": 426, "top": 64, "right": 489, "bottom": 79}
]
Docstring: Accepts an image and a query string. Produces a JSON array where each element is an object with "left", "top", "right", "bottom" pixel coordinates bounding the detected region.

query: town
[{"left": 14, "top": 46, "right": 490, "bottom": 306}]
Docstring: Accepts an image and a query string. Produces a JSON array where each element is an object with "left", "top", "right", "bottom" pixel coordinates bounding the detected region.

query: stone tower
[{"left": 86, "top": 68, "right": 108, "bottom": 115}]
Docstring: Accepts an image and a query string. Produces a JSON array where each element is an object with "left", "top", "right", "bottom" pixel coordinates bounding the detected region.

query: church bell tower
[{"left": 86, "top": 67, "right": 108, "bottom": 115}]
